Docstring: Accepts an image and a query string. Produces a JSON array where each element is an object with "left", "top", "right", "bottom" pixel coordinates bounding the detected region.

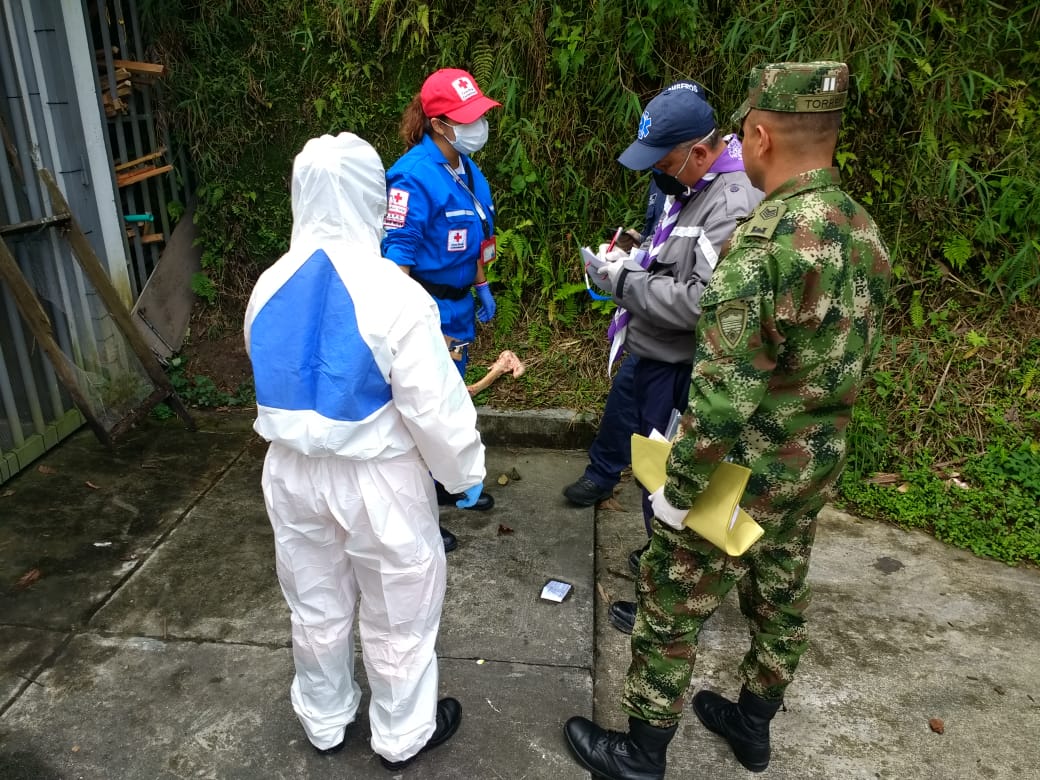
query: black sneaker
[
  {"left": 379, "top": 697, "right": 462, "bottom": 770},
  {"left": 562, "top": 476, "right": 613, "bottom": 507}
]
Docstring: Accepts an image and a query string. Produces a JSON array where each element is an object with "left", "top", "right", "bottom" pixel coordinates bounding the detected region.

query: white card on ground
[{"left": 540, "top": 579, "right": 573, "bottom": 602}]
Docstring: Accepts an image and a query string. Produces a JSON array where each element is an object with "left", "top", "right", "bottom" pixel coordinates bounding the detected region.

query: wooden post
[
  {"left": 38, "top": 169, "right": 196, "bottom": 432},
  {"left": 0, "top": 235, "right": 113, "bottom": 446}
]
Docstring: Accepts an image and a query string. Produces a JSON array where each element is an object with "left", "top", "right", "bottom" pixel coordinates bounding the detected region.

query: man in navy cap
[{"left": 563, "top": 80, "right": 762, "bottom": 632}]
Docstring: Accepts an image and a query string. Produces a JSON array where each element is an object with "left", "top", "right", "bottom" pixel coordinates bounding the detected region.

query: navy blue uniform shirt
[{"left": 382, "top": 133, "right": 495, "bottom": 345}]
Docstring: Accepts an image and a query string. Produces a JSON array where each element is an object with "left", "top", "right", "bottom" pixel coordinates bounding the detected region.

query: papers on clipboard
[
  {"left": 581, "top": 245, "right": 606, "bottom": 271},
  {"left": 630, "top": 433, "right": 764, "bottom": 556}
]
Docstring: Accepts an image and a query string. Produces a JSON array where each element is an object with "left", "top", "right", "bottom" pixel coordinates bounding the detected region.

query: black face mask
[{"left": 651, "top": 169, "right": 690, "bottom": 198}]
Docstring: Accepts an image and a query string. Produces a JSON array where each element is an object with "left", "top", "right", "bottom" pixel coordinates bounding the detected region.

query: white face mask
[{"left": 445, "top": 117, "right": 489, "bottom": 155}]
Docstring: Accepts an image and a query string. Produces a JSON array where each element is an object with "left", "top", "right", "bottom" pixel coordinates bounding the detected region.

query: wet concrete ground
[{"left": 1, "top": 410, "right": 1038, "bottom": 778}]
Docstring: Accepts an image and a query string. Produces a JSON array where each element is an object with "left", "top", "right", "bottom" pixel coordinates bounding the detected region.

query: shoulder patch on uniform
[
  {"left": 744, "top": 201, "right": 787, "bottom": 240},
  {"left": 717, "top": 301, "right": 748, "bottom": 350}
]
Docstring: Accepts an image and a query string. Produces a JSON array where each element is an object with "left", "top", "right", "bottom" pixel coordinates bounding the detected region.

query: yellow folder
[{"left": 630, "top": 433, "right": 764, "bottom": 556}]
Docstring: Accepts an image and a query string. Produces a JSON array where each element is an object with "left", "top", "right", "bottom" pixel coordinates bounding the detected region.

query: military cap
[{"left": 732, "top": 61, "right": 848, "bottom": 125}]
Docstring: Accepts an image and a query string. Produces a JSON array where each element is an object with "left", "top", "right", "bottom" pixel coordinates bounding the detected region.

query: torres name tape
[{"left": 793, "top": 92, "right": 847, "bottom": 112}]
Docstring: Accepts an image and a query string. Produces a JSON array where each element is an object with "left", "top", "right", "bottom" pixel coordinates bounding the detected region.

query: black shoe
[
  {"left": 311, "top": 731, "right": 347, "bottom": 755},
  {"left": 563, "top": 715, "right": 675, "bottom": 780},
  {"left": 608, "top": 600, "right": 636, "bottom": 635},
  {"left": 562, "top": 476, "right": 613, "bottom": 507},
  {"left": 692, "top": 687, "right": 782, "bottom": 773},
  {"left": 440, "top": 526, "right": 458, "bottom": 553},
  {"left": 435, "top": 482, "right": 495, "bottom": 511},
  {"left": 379, "top": 697, "right": 462, "bottom": 771},
  {"left": 627, "top": 541, "right": 650, "bottom": 577}
]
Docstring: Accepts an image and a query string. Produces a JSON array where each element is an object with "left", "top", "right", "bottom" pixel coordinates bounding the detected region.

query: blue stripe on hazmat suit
[{"left": 250, "top": 248, "right": 391, "bottom": 421}]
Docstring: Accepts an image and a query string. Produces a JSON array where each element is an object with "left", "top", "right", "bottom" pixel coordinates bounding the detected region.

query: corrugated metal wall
[{"left": 1, "top": 0, "right": 187, "bottom": 483}]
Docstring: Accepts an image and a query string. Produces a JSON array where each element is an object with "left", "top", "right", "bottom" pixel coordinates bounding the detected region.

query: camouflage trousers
[{"left": 622, "top": 510, "right": 818, "bottom": 728}]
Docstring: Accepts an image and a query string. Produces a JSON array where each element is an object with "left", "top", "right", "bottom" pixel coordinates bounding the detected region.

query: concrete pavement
[{"left": 1, "top": 409, "right": 1038, "bottom": 779}]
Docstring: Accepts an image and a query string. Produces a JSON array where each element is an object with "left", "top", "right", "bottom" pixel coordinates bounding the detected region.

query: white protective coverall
[{"left": 243, "top": 132, "right": 485, "bottom": 762}]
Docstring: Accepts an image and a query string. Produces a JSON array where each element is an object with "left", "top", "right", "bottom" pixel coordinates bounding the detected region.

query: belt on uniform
[{"left": 413, "top": 276, "right": 471, "bottom": 301}]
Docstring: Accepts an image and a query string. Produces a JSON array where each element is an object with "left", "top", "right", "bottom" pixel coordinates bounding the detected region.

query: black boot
[
  {"left": 627, "top": 541, "right": 650, "bottom": 577},
  {"left": 692, "top": 686, "right": 782, "bottom": 772},
  {"left": 379, "top": 697, "right": 462, "bottom": 770},
  {"left": 310, "top": 729, "right": 347, "bottom": 755},
  {"left": 608, "top": 600, "right": 637, "bottom": 635},
  {"left": 440, "top": 526, "right": 458, "bottom": 553},
  {"left": 563, "top": 715, "right": 675, "bottom": 780}
]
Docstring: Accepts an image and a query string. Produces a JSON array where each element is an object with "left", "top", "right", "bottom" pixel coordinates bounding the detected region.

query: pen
[{"left": 606, "top": 226, "right": 623, "bottom": 253}]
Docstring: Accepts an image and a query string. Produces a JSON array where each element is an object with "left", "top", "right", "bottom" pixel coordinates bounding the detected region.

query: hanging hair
[{"left": 400, "top": 94, "right": 434, "bottom": 148}]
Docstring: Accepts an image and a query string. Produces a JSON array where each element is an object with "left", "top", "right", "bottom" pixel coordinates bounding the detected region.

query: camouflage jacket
[{"left": 664, "top": 167, "right": 891, "bottom": 523}]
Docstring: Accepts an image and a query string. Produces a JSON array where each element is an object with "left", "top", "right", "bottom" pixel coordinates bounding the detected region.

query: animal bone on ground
[{"left": 467, "top": 350, "right": 525, "bottom": 396}]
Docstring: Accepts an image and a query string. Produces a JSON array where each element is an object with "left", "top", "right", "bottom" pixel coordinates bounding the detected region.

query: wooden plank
[
  {"left": 116, "top": 164, "right": 173, "bottom": 188},
  {"left": 38, "top": 169, "right": 194, "bottom": 431},
  {"left": 0, "top": 237, "right": 112, "bottom": 446},
  {"left": 0, "top": 111, "right": 25, "bottom": 184},
  {"left": 140, "top": 233, "right": 165, "bottom": 245},
  {"left": 0, "top": 213, "right": 70, "bottom": 236},
  {"left": 111, "top": 59, "right": 165, "bottom": 78},
  {"left": 114, "top": 147, "right": 166, "bottom": 173}
]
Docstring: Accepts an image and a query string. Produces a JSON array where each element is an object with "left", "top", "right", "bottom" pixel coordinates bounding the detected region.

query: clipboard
[
  {"left": 581, "top": 245, "right": 606, "bottom": 271},
  {"left": 630, "top": 433, "right": 764, "bottom": 556}
]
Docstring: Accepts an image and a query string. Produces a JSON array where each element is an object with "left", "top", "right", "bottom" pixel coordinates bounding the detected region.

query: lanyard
[{"left": 442, "top": 160, "right": 491, "bottom": 240}]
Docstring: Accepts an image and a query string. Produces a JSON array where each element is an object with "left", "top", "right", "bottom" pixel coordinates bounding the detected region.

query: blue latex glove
[
  {"left": 475, "top": 282, "right": 496, "bottom": 322},
  {"left": 456, "top": 484, "right": 483, "bottom": 509}
]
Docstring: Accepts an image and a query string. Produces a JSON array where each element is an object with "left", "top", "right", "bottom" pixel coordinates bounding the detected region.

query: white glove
[
  {"left": 596, "top": 243, "right": 629, "bottom": 264},
  {"left": 586, "top": 244, "right": 629, "bottom": 293},
  {"left": 649, "top": 486, "right": 688, "bottom": 530}
]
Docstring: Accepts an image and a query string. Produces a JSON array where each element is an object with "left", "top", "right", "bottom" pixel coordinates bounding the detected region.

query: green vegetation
[
  {"left": 142, "top": 1, "right": 1039, "bottom": 565},
  {"left": 152, "top": 356, "right": 254, "bottom": 418}
]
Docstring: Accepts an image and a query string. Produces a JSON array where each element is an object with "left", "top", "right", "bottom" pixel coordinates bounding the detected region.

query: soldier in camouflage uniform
[{"left": 563, "top": 62, "right": 891, "bottom": 780}]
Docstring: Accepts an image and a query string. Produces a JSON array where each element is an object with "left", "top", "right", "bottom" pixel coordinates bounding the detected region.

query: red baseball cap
[{"left": 420, "top": 68, "right": 501, "bottom": 124}]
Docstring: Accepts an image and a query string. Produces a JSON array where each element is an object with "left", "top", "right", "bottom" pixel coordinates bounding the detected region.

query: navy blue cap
[{"left": 618, "top": 81, "right": 717, "bottom": 170}]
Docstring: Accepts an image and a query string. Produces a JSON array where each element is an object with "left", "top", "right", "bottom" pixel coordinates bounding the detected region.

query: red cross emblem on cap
[{"left": 457, "top": 78, "right": 470, "bottom": 90}]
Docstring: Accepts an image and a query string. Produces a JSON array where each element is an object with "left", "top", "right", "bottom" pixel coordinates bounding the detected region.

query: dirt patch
[{"left": 180, "top": 306, "right": 252, "bottom": 393}]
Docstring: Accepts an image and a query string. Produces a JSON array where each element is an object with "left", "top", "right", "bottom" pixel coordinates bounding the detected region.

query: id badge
[{"left": 479, "top": 236, "right": 497, "bottom": 266}]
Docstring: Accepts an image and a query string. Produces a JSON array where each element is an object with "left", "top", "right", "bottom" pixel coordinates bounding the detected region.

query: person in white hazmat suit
[{"left": 244, "top": 132, "right": 485, "bottom": 770}]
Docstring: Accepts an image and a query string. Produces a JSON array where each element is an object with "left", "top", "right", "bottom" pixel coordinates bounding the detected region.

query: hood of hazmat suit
[{"left": 244, "top": 132, "right": 484, "bottom": 493}]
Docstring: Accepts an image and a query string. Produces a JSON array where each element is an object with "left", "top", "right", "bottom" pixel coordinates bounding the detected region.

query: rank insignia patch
[{"left": 717, "top": 301, "right": 748, "bottom": 350}]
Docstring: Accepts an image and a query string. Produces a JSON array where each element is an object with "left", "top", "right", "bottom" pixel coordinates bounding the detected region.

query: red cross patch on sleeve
[
  {"left": 387, "top": 188, "right": 410, "bottom": 215},
  {"left": 447, "top": 229, "right": 468, "bottom": 252}
]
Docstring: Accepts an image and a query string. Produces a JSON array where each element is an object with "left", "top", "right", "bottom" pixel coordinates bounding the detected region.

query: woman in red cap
[{"left": 382, "top": 68, "right": 501, "bottom": 530}]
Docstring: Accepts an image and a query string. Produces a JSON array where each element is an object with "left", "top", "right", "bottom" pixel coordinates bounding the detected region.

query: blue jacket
[{"left": 381, "top": 133, "right": 495, "bottom": 343}]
